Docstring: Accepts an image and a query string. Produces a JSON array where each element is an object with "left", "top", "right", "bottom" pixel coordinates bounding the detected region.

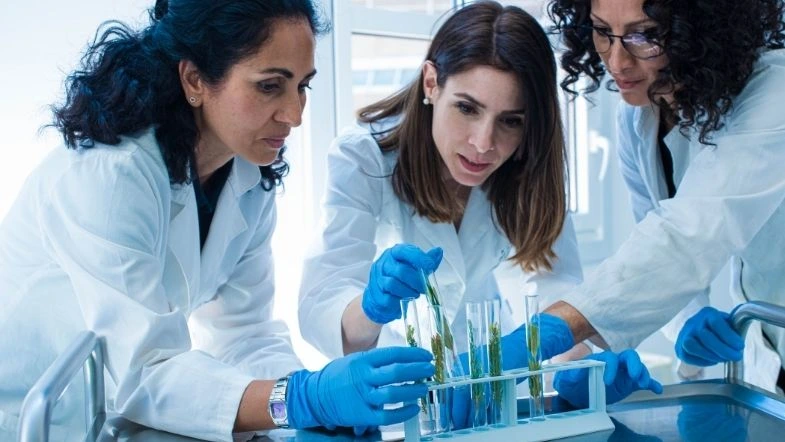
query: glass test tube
[
  {"left": 525, "top": 294, "right": 545, "bottom": 419},
  {"left": 421, "top": 270, "right": 465, "bottom": 379},
  {"left": 485, "top": 299, "right": 504, "bottom": 425},
  {"left": 466, "top": 302, "right": 489, "bottom": 428},
  {"left": 427, "top": 304, "right": 453, "bottom": 433},
  {"left": 400, "top": 298, "right": 435, "bottom": 435}
]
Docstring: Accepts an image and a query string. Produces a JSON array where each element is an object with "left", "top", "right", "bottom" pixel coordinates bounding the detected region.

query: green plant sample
[
  {"left": 441, "top": 317, "right": 454, "bottom": 351},
  {"left": 431, "top": 334, "right": 445, "bottom": 383},
  {"left": 468, "top": 321, "right": 485, "bottom": 415},
  {"left": 423, "top": 275, "right": 441, "bottom": 306},
  {"left": 488, "top": 322, "right": 503, "bottom": 407},
  {"left": 527, "top": 321, "right": 542, "bottom": 400},
  {"left": 423, "top": 276, "right": 456, "bottom": 351},
  {"left": 406, "top": 324, "right": 417, "bottom": 348}
]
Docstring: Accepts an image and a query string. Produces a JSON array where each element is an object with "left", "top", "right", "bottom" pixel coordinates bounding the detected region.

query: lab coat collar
[
  {"left": 199, "top": 159, "right": 256, "bottom": 292},
  {"left": 166, "top": 157, "right": 258, "bottom": 308},
  {"left": 168, "top": 181, "right": 200, "bottom": 312},
  {"left": 227, "top": 156, "right": 263, "bottom": 196}
]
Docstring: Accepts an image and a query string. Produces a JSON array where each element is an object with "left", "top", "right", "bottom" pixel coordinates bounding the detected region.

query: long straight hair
[{"left": 358, "top": 1, "right": 567, "bottom": 272}]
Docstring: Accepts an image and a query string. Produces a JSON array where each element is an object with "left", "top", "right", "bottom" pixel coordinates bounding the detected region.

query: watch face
[{"left": 271, "top": 401, "right": 287, "bottom": 420}]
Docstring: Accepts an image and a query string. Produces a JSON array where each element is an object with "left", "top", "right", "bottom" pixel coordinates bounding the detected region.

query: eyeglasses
[{"left": 589, "top": 26, "right": 664, "bottom": 60}]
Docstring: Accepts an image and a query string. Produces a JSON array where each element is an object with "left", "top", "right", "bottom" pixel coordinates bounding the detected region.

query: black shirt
[
  {"left": 658, "top": 115, "right": 677, "bottom": 199},
  {"left": 192, "top": 159, "right": 234, "bottom": 249}
]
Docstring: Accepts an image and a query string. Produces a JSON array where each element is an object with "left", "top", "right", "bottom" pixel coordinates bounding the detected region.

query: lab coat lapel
[
  {"left": 166, "top": 183, "right": 199, "bottom": 312},
  {"left": 199, "top": 160, "right": 253, "bottom": 294},
  {"left": 635, "top": 106, "right": 669, "bottom": 204},
  {"left": 459, "top": 188, "right": 510, "bottom": 284}
]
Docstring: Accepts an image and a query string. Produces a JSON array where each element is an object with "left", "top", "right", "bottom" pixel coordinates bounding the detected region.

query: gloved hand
[
  {"left": 451, "top": 313, "right": 576, "bottom": 429},
  {"left": 287, "top": 346, "right": 435, "bottom": 430},
  {"left": 553, "top": 349, "right": 663, "bottom": 409},
  {"left": 362, "top": 244, "right": 443, "bottom": 324},
  {"left": 675, "top": 307, "right": 744, "bottom": 366},
  {"left": 499, "top": 313, "right": 576, "bottom": 369}
]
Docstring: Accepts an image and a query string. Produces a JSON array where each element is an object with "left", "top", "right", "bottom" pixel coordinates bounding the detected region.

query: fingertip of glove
[{"left": 425, "top": 248, "right": 443, "bottom": 270}]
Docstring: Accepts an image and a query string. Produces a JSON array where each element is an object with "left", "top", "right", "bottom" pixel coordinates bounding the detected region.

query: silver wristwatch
[{"left": 268, "top": 373, "right": 292, "bottom": 428}]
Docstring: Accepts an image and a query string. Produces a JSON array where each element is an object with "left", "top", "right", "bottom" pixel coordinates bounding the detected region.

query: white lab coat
[
  {"left": 0, "top": 128, "right": 302, "bottom": 441},
  {"left": 299, "top": 124, "right": 583, "bottom": 360},
  {"left": 563, "top": 49, "right": 785, "bottom": 392},
  {"left": 616, "top": 100, "right": 710, "bottom": 381}
]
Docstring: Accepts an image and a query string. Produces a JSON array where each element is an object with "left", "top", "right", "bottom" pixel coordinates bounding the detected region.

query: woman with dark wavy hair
[
  {"left": 0, "top": 1, "right": 436, "bottom": 439},
  {"left": 544, "top": 0, "right": 785, "bottom": 394}
]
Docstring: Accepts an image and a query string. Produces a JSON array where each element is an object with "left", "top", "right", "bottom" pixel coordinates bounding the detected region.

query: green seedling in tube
[
  {"left": 488, "top": 322, "right": 503, "bottom": 409},
  {"left": 431, "top": 333, "right": 445, "bottom": 384},
  {"left": 467, "top": 321, "right": 485, "bottom": 416},
  {"left": 527, "top": 321, "right": 542, "bottom": 401},
  {"left": 422, "top": 271, "right": 455, "bottom": 351},
  {"left": 406, "top": 324, "right": 418, "bottom": 348}
]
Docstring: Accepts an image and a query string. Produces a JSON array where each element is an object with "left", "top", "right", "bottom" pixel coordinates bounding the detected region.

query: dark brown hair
[{"left": 358, "top": 1, "right": 567, "bottom": 272}]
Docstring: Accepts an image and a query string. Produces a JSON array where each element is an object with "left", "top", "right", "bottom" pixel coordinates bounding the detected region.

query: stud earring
[
  {"left": 422, "top": 97, "right": 431, "bottom": 105},
  {"left": 188, "top": 96, "right": 197, "bottom": 104}
]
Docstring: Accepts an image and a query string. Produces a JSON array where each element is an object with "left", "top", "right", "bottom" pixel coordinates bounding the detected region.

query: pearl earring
[
  {"left": 422, "top": 97, "right": 431, "bottom": 105},
  {"left": 188, "top": 96, "right": 197, "bottom": 104}
]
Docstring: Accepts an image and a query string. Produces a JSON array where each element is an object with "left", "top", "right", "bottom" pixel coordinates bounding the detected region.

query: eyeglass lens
[{"left": 591, "top": 28, "right": 662, "bottom": 59}]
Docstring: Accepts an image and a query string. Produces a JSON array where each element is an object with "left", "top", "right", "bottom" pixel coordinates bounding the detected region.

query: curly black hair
[
  {"left": 548, "top": 0, "right": 785, "bottom": 145},
  {"left": 52, "top": 0, "right": 327, "bottom": 189}
]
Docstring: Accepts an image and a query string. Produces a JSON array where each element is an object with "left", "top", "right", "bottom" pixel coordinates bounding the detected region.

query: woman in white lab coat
[
  {"left": 0, "top": 1, "right": 436, "bottom": 441},
  {"left": 545, "top": 0, "right": 785, "bottom": 392},
  {"left": 299, "top": 2, "right": 584, "bottom": 366},
  {"left": 300, "top": 3, "right": 664, "bottom": 425}
]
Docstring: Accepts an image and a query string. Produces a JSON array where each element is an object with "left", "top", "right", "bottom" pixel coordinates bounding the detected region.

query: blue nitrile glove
[
  {"left": 451, "top": 313, "right": 576, "bottom": 429},
  {"left": 553, "top": 349, "right": 663, "bottom": 409},
  {"left": 362, "top": 244, "right": 443, "bottom": 324},
  {"left": 675, "top": 307, "right": 744, "bottom": 366},
  {"left": 499, "top": 313, "right": 576, "bottom": 369},
  {"left": 287, "top": 346, "right": 435, "bottom": 430}
]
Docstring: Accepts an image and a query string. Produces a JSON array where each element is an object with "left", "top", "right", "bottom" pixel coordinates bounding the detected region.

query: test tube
[
  {"left": 421, "top": 270, "right": 465, "bottom": 379},
  {"left": 466, "top": 302, "right": 489, "bottom": 428},
  {"left": 485, "top": 299, "right": 504, "bottom": 425},
  {"left": 426, "top": 304, "right": 453, "bottom": 433},
  {"left": 401, "top": 298, "right": 422, "bottom": 349},
  {"left": 401, "top": 298, "right": 436, "bottom": 436},
  {"left": 525, "top": 294, "right": 545, "bottom": 419}
]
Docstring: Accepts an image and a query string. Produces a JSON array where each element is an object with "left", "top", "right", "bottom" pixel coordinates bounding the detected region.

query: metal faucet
[{"left": 725, "top": 301, "right": 785, "bottom": 384}]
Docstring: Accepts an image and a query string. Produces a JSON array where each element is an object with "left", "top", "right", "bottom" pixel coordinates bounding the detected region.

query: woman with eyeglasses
[{"left": 543, "top": 0, "right": 785, "bottom": 394}]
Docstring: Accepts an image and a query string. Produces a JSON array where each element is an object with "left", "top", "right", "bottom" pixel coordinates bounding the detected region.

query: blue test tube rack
[{"left": 403, "top": 359, "right": 614, "bottom": 442}]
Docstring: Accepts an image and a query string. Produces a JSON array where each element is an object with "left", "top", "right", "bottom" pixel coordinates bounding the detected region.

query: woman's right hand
[
  {"left": 362, "top": 243, "right": 442, "bottom": 324},
  {"left": 286, "top": 346, "right": 435, "bottom": 429}
]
